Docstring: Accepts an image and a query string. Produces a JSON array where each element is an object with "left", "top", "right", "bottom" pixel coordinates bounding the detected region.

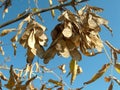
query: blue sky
[{"left": 0, "top": 0, "right": 120, "bottom": 90}]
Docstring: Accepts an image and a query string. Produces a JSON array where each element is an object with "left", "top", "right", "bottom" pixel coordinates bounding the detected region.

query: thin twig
[{"left": 0, "top": 0, "right": 88, "bottom": 28}]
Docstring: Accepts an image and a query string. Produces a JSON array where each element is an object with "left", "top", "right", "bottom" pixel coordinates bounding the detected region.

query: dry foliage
[{"left": 0, "top": 0, "right": 120, "bottom": 90}]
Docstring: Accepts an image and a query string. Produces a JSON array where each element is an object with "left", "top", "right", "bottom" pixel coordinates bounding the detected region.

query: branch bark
[{"left": 0, "top": 0, "right": 88, "bottom": 29}]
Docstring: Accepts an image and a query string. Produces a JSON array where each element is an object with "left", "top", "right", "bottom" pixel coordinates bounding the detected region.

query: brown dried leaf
[
  {"left": 0, "top": 28, "right": 16, "bottom": 37},
  {"left": 38, "top": 33, "right": 48, "bottom": 46},
  {"left": 114, "top": 63, "right": 120, "bottom": 74},
  {"left": 35, "top": 62, "right": 40, "bottom": 72},
  {"left": 0, "top": 72, "right": 8, "bottom": 81},
  {"left": 28, "top": 30, "right": 36, "bottom": 49},
  {"left": 5, "top": 65, "right": 15, "bottom": 89},
  {"left": 84, "top": 63, "right": 110, "bottom": 85},
  {"left": 35, "top": 42, "right": 45, "bottom": 58},
  {"left": 11, "top": 35, "right": 18, "bottom": 42},
  {"left": 58, "top": 64, "right": 66, "bottom": 73},
  {"left": 104, "top": 76, "right": 111, "bottom": 82},
  {"left": 69, "top": 59, "right": 78, "bottom": 84},
  {"left": 12, "top": 43, "right": 17, "bottom": 56},
  {"left": 43, "top": 46, "right": 57, "bottom": 64},
  {"left": 0, "top": 46, "right": 4, "bottom": 55},
  {"left": 48, "top": 79, "right": 63, "bottom": 86},
  {"left": 108, "top": 82, "right": 113, "bottom": 90},
  {"left": 77, "top": 66, "right": 83, "bottom": 75},
  {"left": 58, "top": 10, "right": 76, "bottom": 22},
  {"left": 26, "top": 48, "right": 35, "bottom": 64},
  {"left": 66, "top": 39, "right": 81, "bottom": 60}
]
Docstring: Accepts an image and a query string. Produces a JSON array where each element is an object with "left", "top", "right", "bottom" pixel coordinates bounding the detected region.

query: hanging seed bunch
[{"left": 43, "top": 5, "right": 112, "bottom": 64}]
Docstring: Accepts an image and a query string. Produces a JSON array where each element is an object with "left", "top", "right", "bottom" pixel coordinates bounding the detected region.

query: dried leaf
[
  {"left": 108, "top": 82, "right": 113, "bottom": 90},
  {"left": 84, "top": 63, "right": 110, "bottom": 85},
  {"left": 51, "top": 9, "right": 55, "bottom": 18},
  {"left": 69, "top": 59, "right": 78, "bottom": 84},
  {"left": 0, "top": 72, "right": 8, "bottom": 81},
  {"left": 35, "top": 62, "right": 40, "bottom": 72},
  {"left": 11, "top": 35, "right": 18, "bottom": 42},
  {"left": 114, "top": 63, "right": 120, "bottom": 74},
  {"left": 66, "top": 39, "right": 81, "bottom": 60},
  {"left": 62, "top": 27, "right": 72, "bottom": 38},
  {"left": 43, "top": 46, "right": 57, "bottom": 64},
  {"left": 58, "top": 64, "right": 66, "bottom": 73},
  {"left": 104, "top": 76, "right": 111, "bottom": 82},
  {"left": 28, "top": 30, "right": 36, "bottom": 49},
  {"left": 0, "top": 46, "right": 4, "bottom": 55},
  {"left": 35, "top": 42, "right": 45, "bottom": 58},
  {"left": 12, "top": 43, "right": 17, "bottom": 56},
  {"left": 38, "top": 33, "right": 48, "bottom": 46},
  {"left": 48, "top": 79, "right": 63, "bottom": 86},
  {"left": 0, "top": 28, "right": 16, "bottom": 37},
  {"left": 26, "top": 48, "right": 35, "bottom": 64},
  {"left": 2, "top": 0, "right": 11, "bottom": 18},
  {"left": 77, "top": 66, "right": 83, "bottom": 75},
  {"left": 5, "top": 65, "right": 15, "bottom": 89}
]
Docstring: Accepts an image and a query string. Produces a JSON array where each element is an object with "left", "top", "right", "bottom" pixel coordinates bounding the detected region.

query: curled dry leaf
[
  {"left": 12, "top": 43, "right": 17, "bottom": 56},
  {"left": 0, "top": 72, "right": 8, "bottom": 81},
  {"left": 43, "top": 46, "right": 57, "bottom": 64},
  {"left": 5, "top": 65, "right": 15, "bottom": 89},
  {"left": 68, "top": 59, "right": 78, "bottom": 84},
  {"left": 114, "top": 63, "right": 120, "bottom": 74},
  {"left": 0, "top": 46, "right": 4, "bottom": 55},
  {"left": 104, "top": 76, "right": 111, "bottom": 82},
  {"left": 28, "top": 30, "right": 36, "bottom": 49},
  {"left": 108, "top": 82, "right": 113, "bottom": 90},
  {"left": 58, "top": 64, "right": 66, "bottom": 73},
  {"left": 48, "top": 79, "right": 63, "bottom": 86},
  {"left": 0, "top": 28, "right": 16, "bottom": 37},
  {"left": 26, "top": 48, "right": 35, "bottom": 64},
  {"left": 84, "top": 63, "right": 110, "bottom": 85}
]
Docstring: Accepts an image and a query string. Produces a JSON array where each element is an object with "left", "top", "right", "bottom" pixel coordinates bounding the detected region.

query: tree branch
[{"left": 0, "top": 0, "right": 88, "bottom": 29}]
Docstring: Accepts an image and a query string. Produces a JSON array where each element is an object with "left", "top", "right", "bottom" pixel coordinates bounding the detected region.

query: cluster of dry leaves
[
  {"left": 1, "top": 2, "right": 120, "bottom": 89},
  {"left": 43, "top": 5, "right": 112, "bottom": 64}
]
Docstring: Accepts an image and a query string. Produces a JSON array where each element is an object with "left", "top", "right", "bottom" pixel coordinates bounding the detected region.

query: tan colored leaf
[
  {"left": 5, "top": 65, "right": 15, "bottom": 89},
  {"left": 0, "top": 46, "right": 4, "bottom": 55},
  {"left": 66, "top": 39, "right": 81, "bottom": 60},
  {"left": 11, "top": 35, "right": 18, "bottom": 42},
  {"left": 62, "top": 27, "right": 72, "bottom": 38},
  {"left": 38, "top": 33, "right": 48, "bottom": 46},
  {"left": 104, "top": 76, "right": 111, "bottom": 82},
  {"left": 0, "top": 72, "right": 8, "bottom": 81},
  {"left": 49, "top": 0, "right": 53, "bottom": 6},
  {"left": 84, "top": 63, "right": 110, "bottom": 85},
  {"left": 0, "top": 28, "right": 16, "bottom": 37},
  {"left": 108, "top": 82, "right": 113, "bottom": 90},
  {"left": 59, "top": 47, "right": 70, "bottom": 58},
  {"left": 51, "top": 9, "right": 55, "bottom": 18},
  {"left": 35, "top": 42, "right": 45, "bottom": 58},
  {"left": 58, "top": 64, "right": 66, "bottom": 73},
  {"left": 26, "top": 48, "right": 35, "bottom": 64},
  {"left": 28, "top": 30, "right": 36, "bottom": 49},
  {"left": 35, "top": 62, "right": 40, "bottom": 72},
  {"left": 12, "top": 43, "right": 17, "bottom": 56},
  {"left": 58, "top": 10, "right": 76, "bottom": 22},
  {"left": 114, "top": 63, "right": 120, "bottom": 74},
  {"left": 43, "top": 46, "right": 57, "bottom": 64},
  {"left": 48, "top": 79, "right": 63, "bottom": 86},
  {"left": 77, "top": 66, "right": 83, "bottom": 75},
  {"left": 69, "top": 59, "right": 78, "bottom": 84}
]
